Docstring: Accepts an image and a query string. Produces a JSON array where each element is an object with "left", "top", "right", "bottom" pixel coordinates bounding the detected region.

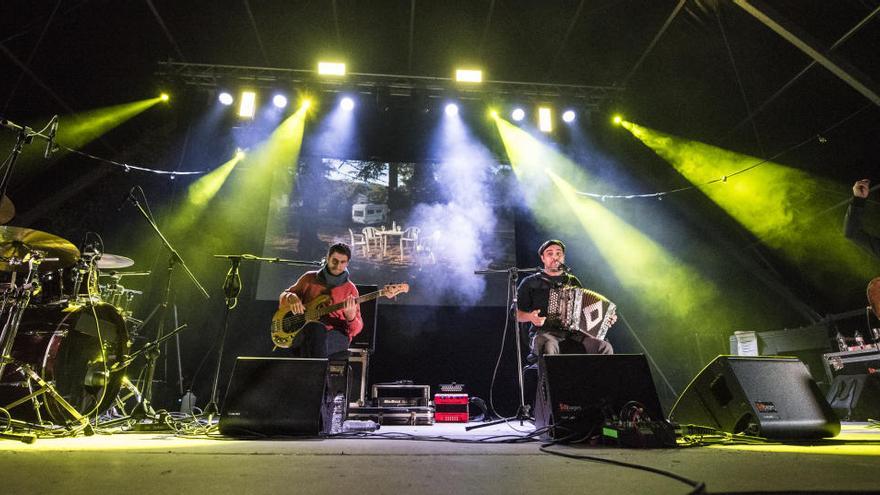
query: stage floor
[{"left": 1, "top": 421, "right": 879, "bottom": 494}]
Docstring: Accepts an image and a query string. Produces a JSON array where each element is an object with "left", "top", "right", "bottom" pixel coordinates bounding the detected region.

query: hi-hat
[
  {"left": 0, "top": 195, "right": 15, "bottom": 224},
  {"left": 0, "top": 226, "right": 79, "bottom": 271},
  {"left": 95, "top": 253, "right": 135, "bottom": 269}
]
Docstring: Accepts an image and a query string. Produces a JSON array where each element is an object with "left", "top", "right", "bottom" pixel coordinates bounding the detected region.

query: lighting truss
[{"left": 156, "top": 61, "right": 624, "bottom": 109}]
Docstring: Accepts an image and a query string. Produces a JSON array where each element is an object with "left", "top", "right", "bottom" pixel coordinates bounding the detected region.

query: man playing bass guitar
[{"left": 278, "top": 242, "right": 362, "bottom": 359}]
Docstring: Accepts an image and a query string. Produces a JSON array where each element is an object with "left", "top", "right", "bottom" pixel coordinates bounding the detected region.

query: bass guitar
[{"left": 270, "top": 283, "right": 409, "bottom": 348}]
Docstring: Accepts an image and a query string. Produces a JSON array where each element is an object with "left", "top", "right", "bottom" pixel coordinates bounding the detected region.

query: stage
[{"left": 2, "top": 422, "right": 878, "bottom": 494}]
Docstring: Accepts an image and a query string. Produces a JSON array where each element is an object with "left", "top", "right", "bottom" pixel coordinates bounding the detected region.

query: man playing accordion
[{"left": 516, "top": 239, "right": 614, "bottom": 357}]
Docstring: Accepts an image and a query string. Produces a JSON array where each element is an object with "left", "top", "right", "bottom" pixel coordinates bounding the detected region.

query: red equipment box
[{"left": 434, "top": 394, "right": 469, "bottom": 423}]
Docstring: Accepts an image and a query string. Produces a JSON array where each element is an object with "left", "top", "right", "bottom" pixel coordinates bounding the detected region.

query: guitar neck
[{"left": 316, "top": 290, "right": 385, "bottom": 317}]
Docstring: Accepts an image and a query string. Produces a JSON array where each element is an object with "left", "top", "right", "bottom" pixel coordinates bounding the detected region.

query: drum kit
[{"left": 0, "top": 225, "right": 148, "bottom": 435}]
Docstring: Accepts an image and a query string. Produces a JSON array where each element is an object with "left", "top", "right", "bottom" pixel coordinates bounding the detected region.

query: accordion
[{"left": 547, "top": 286, "right": 617, "bottom": 340}]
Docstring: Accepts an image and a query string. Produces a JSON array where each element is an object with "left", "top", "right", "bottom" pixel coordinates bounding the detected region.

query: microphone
[
  {"left": 558, "top": 262, "right": 572, "bottom": 273},
  {"left": 116, "top": 188, "right": 135, "bottom": 212},
  {"left": 43, "top": 115, "right": 59, "bottom": 159}
]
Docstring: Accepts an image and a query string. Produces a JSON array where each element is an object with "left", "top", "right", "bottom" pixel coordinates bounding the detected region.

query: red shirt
[{"left": 281, "top": 271, "right": 363, "bottom": 341}]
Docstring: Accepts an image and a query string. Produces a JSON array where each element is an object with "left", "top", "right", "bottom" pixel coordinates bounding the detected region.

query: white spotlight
[
  {"left": 218, "top": 92, "right": 234, "bottom": 106},
  {"left": 341, "top": 97, "right": 355, "bottom": 111},
  {"left": 511, "top": 108, "right": 525, "bottom": 121},
  {"left": 273, "top": 94, "right": 288, "bottom": 108},
  {"left": 562, "top": 110, "right": 576, "bottom": 123},
  {"left": 445, "top": 103, "right": 459, "bottom": 116}
]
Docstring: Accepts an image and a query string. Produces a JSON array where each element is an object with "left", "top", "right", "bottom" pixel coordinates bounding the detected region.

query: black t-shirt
[{"left": 517, "top": 271, "right": 582, "bottom": 332}]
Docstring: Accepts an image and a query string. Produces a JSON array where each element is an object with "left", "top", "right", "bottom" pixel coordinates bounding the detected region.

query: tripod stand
[{"left": 467, "top": 266, "right": 538, "bottom": 431}]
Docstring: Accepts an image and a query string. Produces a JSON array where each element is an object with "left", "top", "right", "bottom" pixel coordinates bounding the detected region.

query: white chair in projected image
[
  {"left": 349, "top": 228, "right": 368, "bottom": 257},
  {"left": 399, "top": 226, "right": 420, "bottom": 260},
  {"left": 362, "top": 227, "right": 381, "bottom": 256}
]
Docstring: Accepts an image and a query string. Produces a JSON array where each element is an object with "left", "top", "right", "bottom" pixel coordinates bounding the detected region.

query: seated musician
[
  {"left": 845, "top": 179, "right": 880, "bottom": 257},
  {"left": 278, "top": 242, "right": 363, "bottom": 358},
  {"left": 516, "top": 239, "right": 613, "bottom": 357}
]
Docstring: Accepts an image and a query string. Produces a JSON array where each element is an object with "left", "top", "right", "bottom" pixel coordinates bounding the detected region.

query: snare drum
[{"left": 0, "top": 302, "right": 130, "bottom": 423}]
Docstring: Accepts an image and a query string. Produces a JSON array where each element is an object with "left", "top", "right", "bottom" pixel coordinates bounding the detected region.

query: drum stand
[
  {"left": 0, "top": 256, "right": 93, "bottom": 439},
  {"left": 467, "top": 266, "right": 539, "bottom": 431}
]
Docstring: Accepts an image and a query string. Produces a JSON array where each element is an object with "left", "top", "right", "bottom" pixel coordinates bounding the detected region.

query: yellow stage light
[
  {"left": 160, "top": 93, "right": 170, "bottom": 102},
  {"left": 318, "top": 61, "right": 346, "bottom": 76},
  {"left": 238, "top": 91, "right": 256, "bottom": 118},
  {"left": 455, "top": 69, "right": 483, "bottom": 83},
  {"left": 538, "top": 107, "right": 552, "bottom": 133},
  {"left": 612, "top": 114, "right": 623, "bottom": 125},
  {"left": 301, "top": 98, "right": 312, "bottom": 110}
]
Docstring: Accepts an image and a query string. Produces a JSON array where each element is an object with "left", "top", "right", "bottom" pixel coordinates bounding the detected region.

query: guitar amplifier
[{"left": 372, "top": 383, "right": 430, "bottom": 407}]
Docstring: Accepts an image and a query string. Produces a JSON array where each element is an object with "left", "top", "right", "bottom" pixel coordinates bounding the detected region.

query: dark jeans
[{"left": 291, "top": 321, "right": 350, "bottom": 359}]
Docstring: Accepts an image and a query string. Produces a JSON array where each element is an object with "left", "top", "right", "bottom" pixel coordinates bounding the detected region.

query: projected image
[{"left": 256, "top": 157, "right": 517, "bottom": 306}]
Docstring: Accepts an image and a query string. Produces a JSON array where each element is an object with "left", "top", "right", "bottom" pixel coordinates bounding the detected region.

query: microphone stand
[
  {"left": 0, "top": 117, "right": 56, "bottom": 205},
  {"left": 202, "top": 254, "right": 322, "bottom": 420},
  {"left": 112, "top": 191, "right": 209, "bottom": 429},
  {"left": 467, "top": 266, "right": 539, "bottom": 431}
]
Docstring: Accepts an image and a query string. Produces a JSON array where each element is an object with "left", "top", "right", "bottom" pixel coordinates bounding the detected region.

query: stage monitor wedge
[
  {"left": 535, "top": 354, "right": 666, "bottom": 440},
  {"left": 219, "top": 357, "right": 328, "bottom": 437},
  {"left": 669, "top": 355, "right": 839, "bottom": 439}
]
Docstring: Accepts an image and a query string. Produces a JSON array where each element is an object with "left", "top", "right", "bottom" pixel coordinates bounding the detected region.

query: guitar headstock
[{"left": 381, "top": 283, "right": 409, "bottom": 299}]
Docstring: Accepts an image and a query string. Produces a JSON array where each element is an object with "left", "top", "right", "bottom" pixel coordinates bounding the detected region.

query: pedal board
[{"left": 600, "top": 421, "right": 678, "bottom": 448}]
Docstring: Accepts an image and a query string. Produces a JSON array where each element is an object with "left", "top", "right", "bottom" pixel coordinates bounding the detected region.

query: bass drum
[{"left": 0, "top": 302, "right": 130, "bottom": 424}]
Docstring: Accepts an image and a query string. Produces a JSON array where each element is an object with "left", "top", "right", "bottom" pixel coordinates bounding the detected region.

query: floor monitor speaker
[
  {"left": 534, "top": 354, "right": 666, "bottom": 439},
  {"left": 669, "top": 355, "right": 839, "bottom": 439},
  {"left": 219, "top": 357, "right": 327, "bottom": 436}
]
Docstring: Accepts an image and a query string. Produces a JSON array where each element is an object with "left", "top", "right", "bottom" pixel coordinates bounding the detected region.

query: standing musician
[
  {"left": 845, "top": 179, "right": 880, "bottom": 258},
  {"left": 278, "top": 242, "right": 363, "bottom": 358},
  {"left": 516, "top": 239, "right": 613, "bottom": 357}
]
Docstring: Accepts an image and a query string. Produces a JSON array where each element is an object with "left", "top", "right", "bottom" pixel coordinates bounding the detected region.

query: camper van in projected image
[{"left": 352, "top": 203, "right": 388, "bottom": 225}]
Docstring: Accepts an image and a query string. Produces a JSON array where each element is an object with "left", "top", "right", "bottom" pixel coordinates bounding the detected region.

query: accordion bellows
[{"left": 547, "top": 286, "right": 617, "bottom": 340}]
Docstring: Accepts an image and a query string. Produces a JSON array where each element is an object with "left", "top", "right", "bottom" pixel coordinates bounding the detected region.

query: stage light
[
  {"left": 238, "top": 91, "right": 257, "bottom": 118},
  {"left": 538, "top": 107, "right": 552, "bottom": 132},
  {"left": 272, "top": 94, "right": 288, "bottom": 108},
  {"left": 488, "top": 108, "right": 499, "bottom": 119},
  {"left": 445, "top": 103, "right": 459, "bottom": 116},
  {"left": 301, "top": 98, "right": 312, "bottom": 110},
  {"left": 218, "top": 92, "right": 234, "bottom": 106},
  {"left": 562, "top": 110, "right": 576, "bottom": 123},
  {"left": 455, "top": 69, "right": 482, "bottom": 83},
  {"left": 160, "top": 93, "right": 170, "bottom": 102},
  {"left": 512, "top": 108, "right": 525, "bottom": 122},
  {"left": 235, "top": 148, "right": 246, "bottom": 160},
  {"left": 613, "top": 114, "right": 623, "bottom": 125},
  {"left": 318, "top": 61, "right": 346, "bottom": 76},
  {"left": 340, "top": 97, "right": 355, "bottom": 111}
]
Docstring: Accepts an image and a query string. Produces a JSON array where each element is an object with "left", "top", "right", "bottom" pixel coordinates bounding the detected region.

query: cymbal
[
  {"left": 99, "top": 270, "right": 150, "bottom": 277},
  {"left": 0, "top": 226, "right": 79, "bottom": 271},
  {"left": 0, "top": 195, "right": 14, "bottom": 224},
  {"left": 95, "top": 253, "right": 134, "bottom": 269}
]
